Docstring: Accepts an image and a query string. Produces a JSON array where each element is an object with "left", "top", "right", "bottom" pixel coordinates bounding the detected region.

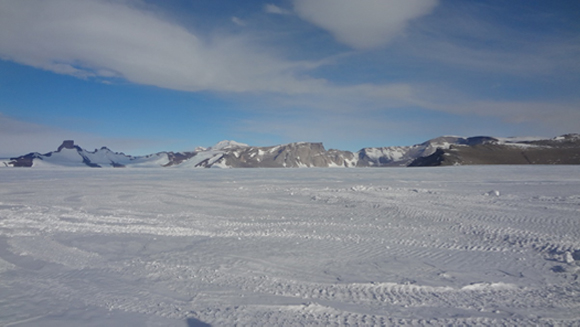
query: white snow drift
[{"left": 0, "top": 166, "right": 579, "bottom": 326}]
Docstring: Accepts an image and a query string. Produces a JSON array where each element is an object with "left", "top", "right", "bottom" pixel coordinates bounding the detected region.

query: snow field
[{"left": 0, "top": 166, "right": 579, "bottom": 326}]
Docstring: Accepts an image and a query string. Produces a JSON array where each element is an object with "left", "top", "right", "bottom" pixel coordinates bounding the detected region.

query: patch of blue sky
[{"left": 0, "top": 0, "right": 578, "bottom": 156}]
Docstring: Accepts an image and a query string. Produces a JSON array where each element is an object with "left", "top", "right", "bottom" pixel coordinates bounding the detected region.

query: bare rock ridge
[
  {"left": 57, "top": 140, "right": 76, "bottom": 151},
  {"left": 409, "top": 134, "right": 580, "bottom": 166},
  {"left": 2, "top": 134, "right": 579, "bottom": 168},
  {"left": 216, "top": 142, "right": 356, "bottom": 168}
]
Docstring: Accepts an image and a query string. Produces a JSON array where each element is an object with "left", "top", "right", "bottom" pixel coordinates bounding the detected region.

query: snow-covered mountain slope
[
  {"left": 2, "top": 134, "right": 579, "bottom": 168},
  {"left": 171, "top": 142, "right": 356, "bottom": 168},
  {"left": 213, "top": 142, "right": 357, "bottom": 168},
  {"left": 356, "top": 136, "right": 499, "bottom": 167},
  {"left": 2, "top": 140, "right": 171, "bottom": 168}
]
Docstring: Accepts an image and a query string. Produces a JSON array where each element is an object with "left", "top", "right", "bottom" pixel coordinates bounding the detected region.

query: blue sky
[{"left": 0, "top": 0, "right": 579, "bottom": 157}]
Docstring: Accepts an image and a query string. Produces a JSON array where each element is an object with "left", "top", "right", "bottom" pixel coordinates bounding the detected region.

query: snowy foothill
[{"left": 0, "top": 166, "right": 579, "bottom": 326}]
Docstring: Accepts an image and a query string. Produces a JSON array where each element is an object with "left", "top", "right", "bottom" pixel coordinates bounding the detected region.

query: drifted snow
[{"left": 0, "top": 166, "right": 579, "bottom": 326}]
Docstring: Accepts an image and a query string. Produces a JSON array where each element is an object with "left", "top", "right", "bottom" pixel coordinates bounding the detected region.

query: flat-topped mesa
[
  {"left": 215, "top": 142, "right": 356, "bottom": 168},
  {"left": 57, "top": 140, "right": 76, "bottom": 152}
]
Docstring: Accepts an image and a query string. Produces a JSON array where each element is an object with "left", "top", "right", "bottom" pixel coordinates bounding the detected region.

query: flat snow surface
[{"left": 1, "top": 166, "right": 579, "bottom": 326}]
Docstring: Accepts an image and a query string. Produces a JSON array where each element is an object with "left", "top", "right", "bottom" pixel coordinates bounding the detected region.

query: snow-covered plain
[{"left": 1, "top": 166, "right": 579, "bottom": 326}]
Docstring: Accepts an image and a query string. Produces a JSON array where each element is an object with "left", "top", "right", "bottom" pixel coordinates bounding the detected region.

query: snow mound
[
  {"left": 484, "top": 190, "right": 501, "bottom": 197},
  {"left": 461, "top": 282, "right": 518, "bottom": 291}
]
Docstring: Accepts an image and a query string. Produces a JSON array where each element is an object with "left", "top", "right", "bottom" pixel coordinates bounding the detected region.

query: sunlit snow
[{"left": 1, "top": 166, "right": 579, "bottom": 326}]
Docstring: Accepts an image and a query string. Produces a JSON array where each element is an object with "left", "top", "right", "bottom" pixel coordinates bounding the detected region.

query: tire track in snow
[{"left": 1, "top": 168, "right": 580, "bottom": 326}]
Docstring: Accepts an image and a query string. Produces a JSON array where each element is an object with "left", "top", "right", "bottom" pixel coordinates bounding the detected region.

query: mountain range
[{"left": 2, "top": 134, "right": 579, "bottom": 168}]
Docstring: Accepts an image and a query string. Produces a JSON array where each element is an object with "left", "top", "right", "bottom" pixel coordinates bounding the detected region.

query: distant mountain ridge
[{"left": 2, "top": 134, "right": 579, "bottom": 168}]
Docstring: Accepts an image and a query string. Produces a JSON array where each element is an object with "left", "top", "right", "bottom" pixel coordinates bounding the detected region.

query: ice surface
[{"left": 1, "top": 166, "right": 579, "bottom": 326}]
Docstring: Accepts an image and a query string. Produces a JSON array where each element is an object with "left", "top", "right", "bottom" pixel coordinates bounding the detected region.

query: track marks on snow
[{"left": 1, "top": 168, "right": 580, "bottom": 326}]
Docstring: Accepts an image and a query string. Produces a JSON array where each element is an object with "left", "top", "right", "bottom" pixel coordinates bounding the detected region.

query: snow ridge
[{"left": 2, "top": 134, "right": 580, "bottom": 168}]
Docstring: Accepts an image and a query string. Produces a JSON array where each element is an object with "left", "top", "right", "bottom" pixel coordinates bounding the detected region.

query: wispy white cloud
[
  {"left": 264, "top": 4, "right": 291, "bottom": 15},
  {"left": 0, "top": 0, "right": 417, "bottom": 102},
  {"left": 258, "top": 83, "right": 415, "bottom": 114},
  {"left": 231, "top": 16, "right": 247, "bottom": 27},
  {"left": 401, "top": 1, "right": 580, "bottom": 77},
  {"left": 234, "top": 96, "right": 579, "bottom": 150},
  {"left": 0, "top": 0, "right": 325, "bottom": 94},
  {"left": 293, "top": 0, "right": 439, "bottom": 49},
  {"left": 408, "top": 84, "right": 580, "bottom": 136},
  {"left": 453, "top": 101, "right": 580, "bottom": 133},
  {"left": 0, "top": 0, "right": 419, "bottom": 109},
  {"left": 408, "top": 40, "right": 580, "bottom": 76},
  {"left": 236, "top": 112, "right": 431, "bottom": 150}
]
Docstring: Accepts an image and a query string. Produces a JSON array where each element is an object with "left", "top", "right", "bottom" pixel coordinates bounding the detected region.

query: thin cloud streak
[
  {"left": 264, "top": 4, "right": 291, "bottom": 15},
  {"left": 236, "top": 113, "right": 417, "bottom": 150},
  {"left": 403, "top": 33, "right": 580, "bottom": 77},
  {"left": 402, "top": 1, "right": 580, "bottom": 76},
  {"left": 231, "top": 17, "right": 247, "bottom": 27},
  {"left": 459, "top": 101, "right": 580, "bottom": 132},
  {"left": 409, "top": 87, "right": 580, "bottom": 136}
]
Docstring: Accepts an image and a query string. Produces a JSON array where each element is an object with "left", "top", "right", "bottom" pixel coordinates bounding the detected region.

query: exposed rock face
[
  {"left": 7, "top": 152, "right": 42, "bottom": 167},
  {"left": 408, "top": 149, "right": 448, "bottom": 167},
  {"left": 357, "top": 136, "right": 498, "bottom": 167},
  {"left": 216, "top": 142, "right": 356, "bottom": 168},
  {"left": 57, "top": 140, "right": 76, "bottom": 151},
  {"left": 409, "top": 134, "right": 580, "bottom": 166},
  {"left": 163, "top": 152, "right": 197, "bottom": 167},
  {"left": 2, "top": 134, "right": 579, "bottom": 168}
]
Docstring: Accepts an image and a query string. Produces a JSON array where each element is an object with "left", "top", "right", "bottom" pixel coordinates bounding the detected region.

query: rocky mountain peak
[
  {"left": 3, "top": 134, "right": 580, "bottom": 168},
  {"left": 57, "top": 140, "right": 76, "bottom": 151}
]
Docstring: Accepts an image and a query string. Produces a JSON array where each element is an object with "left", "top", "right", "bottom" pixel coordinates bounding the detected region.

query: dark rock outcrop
[
  {"left": 57, "top": 140, "right": 76, "bottom": 151},
  {"left": 409, "top": 134, "right": 580, "bottom": 166},
  {"left": 8, "top": 152, "right": 42, "bottom": 167},
  {"left": 163, "top": 151, "right": 197, "bottom": 167},
  {"left": 3, "top": 134, "right": 579, "bottom": 168}
]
